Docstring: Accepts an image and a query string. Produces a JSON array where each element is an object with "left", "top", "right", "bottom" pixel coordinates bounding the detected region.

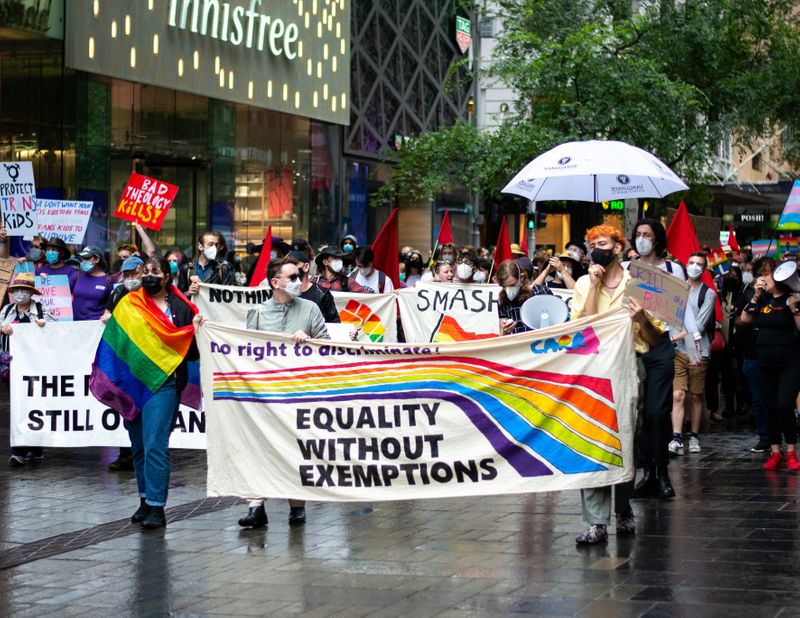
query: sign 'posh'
[{"left": 115, "top": 173, "right": 179, "bottom": 231}]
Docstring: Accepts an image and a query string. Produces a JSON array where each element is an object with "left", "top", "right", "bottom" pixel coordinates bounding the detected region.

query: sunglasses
[{"left": 285, "top": 273, "right": 300, "bottom": 282}]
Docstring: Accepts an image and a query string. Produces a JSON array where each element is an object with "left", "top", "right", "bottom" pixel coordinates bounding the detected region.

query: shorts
[{"left": 673, "top": 352, "right": 708, "bottom": 395}]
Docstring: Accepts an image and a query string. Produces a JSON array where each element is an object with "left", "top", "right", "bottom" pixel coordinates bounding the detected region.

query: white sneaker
[
  {"left": 668, "top": 437, "right": 684, "bottom": 455},
  {"left": 688, "top": 435, "right": 701, "bottom": 453}
]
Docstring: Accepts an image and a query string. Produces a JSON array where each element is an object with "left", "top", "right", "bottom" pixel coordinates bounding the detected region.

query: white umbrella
[{"left": 501, "top": 140, "right": 688, "bottom": 203}]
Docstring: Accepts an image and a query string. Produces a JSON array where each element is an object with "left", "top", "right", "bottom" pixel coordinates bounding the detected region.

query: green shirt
[{"left": 246, "top": 297, "right": 329, "bottom": 339}]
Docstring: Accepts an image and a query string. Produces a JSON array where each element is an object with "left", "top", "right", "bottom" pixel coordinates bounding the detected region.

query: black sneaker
[{"left": 750, "top": 440, "right": 770, "bottom": 453}]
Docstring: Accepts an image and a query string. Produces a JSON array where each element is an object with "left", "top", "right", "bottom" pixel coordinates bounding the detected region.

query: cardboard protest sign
[
  {"left": 35, "top": 274, "right": 73, "bottom": 321},
  {"left": 0, "top": 161, "right": 36, "bottom": 236},
  {"left": 397, "top": 282, "right": 501, "bottom": 343},
  {"left": 9, "top": 321, "right": 204, "bottom": 448},
  {"left": 115, "top": 172, "right": 178, "bottom": 231},
  {"left": 624, "top": 260, "right": 689, "bottom": 332},
  {"left": 331, "top": 291, "right": 398, "bottom": 343},
  {"left": 199, "top": 308, "right": 637, "bottom": 502},
  {"left": 36, "top": 199, "right": 93, "bottom": 244},
  {"left": 0, "top": 257, "right": 17, "bottom": 300}
]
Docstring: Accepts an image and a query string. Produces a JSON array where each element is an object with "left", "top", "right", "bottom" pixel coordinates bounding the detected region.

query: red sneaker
[
  {"left": 786, "top": 451, "right": 800, "bottom": 472},
  {"left": 763, "top": 452, "right": 783, "bottom": 471}
]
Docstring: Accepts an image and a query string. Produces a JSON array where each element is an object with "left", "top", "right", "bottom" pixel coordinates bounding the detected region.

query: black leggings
[
  {"left": 638, "top": 334, "right": 675, "bottom": 467},
  {"left": 759, "top": 365, "right": 800, "bottom": 446}
]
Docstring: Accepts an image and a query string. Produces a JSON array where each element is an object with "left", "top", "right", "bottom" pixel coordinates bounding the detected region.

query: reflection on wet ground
[{"left": 1, "top": 406, "right": 797, "bottom": 616}]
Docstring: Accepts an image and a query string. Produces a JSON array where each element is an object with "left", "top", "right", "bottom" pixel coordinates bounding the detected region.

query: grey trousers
[{"left": 581, "top": 480, "right": 635, "bottom": 526}]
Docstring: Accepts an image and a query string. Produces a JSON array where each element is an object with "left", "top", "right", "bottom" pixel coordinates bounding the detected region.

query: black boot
[
  {"left": 633, "top": 465, "right": 657, "bottom": 498},
  {"left": 131, "top": 498, "right": 150, "bottom": 523},
  {"left": 238, "top": 505, "right": 268, "bottom": 528},
  {"left": 141, "top": 506, "right": 167, "bottom": 529},
  {"left": 288, "top": 506, "right": 306, "bottom": 525},
  {"left": 655, "top": 465, "right": 676, "bottom": 499}
]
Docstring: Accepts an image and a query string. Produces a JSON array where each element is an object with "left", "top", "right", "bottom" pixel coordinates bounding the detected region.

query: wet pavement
[{"left": 1, "top": 394, "right": 799, "bottom": 617}]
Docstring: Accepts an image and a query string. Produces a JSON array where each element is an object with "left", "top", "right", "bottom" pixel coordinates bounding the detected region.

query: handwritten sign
[
  {"left": 34, "top": 274, "right": 73, "bottom": 321},
  {"left": 114, "top": 172, "right": 178, "bottom": 231},
  {"left": 36, "top": 200, "right": 93, "bottom": 244},
  {"left": 625, "top": 260, "right": 689, "bottom": 332},
  {"left": 0, "top": 161, "right": 36, "bottom": 236}
]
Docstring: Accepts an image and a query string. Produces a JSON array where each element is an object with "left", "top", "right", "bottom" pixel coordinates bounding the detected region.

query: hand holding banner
[{"left": 115, "top": 172, "right": 178, "bottom": 231}]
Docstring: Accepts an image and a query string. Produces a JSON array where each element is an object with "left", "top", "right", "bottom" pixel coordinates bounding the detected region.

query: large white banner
[
  {"left": 396, "top": 282, "right": 502, "bottom": 342},
  {"left": 194, "top": 283, "right": 272, "bottom": 326},
  {"left": 9, "top": 321, "right": 205, "bottom": 449},
  {"left": 198, "top": 308, "right": 637, "bottom": 502},
  {"left": 331, "top": 291, "right": 397, "bottom": 342}
]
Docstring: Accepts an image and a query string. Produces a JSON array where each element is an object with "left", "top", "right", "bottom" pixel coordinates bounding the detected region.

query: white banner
[
  {"left": 397, "top": 282, "right": 501, "bottom": 342},
  {"left": 194, "top": 283, "right": 272, "bottom": 326},
  {"left": 9, "top": 321, "right": 205, "bottom": 449},
  {"left": 199, "top": 308, "right": 637, "bottom": 502},
  {"left": 35, "top": 199, "right": 93, "bottom": 244},
  {"left": 331, "top": 291, "right": 397, "bottom": 343}
]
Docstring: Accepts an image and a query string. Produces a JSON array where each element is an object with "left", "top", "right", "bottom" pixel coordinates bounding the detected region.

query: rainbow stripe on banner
[
  {"left": 212, "top": 357, "right": 622, "bottom": 477},
  {"left": 751, "top": 239, "right": 778, "bottom": 258},
  {"left": 778, "top": 179, "right": 800, "bottom": 230},
  {"left": 90, "top": 290, "right": 196, "bottom": 421},
  {"left": 431, "top": 314, "right": 498, "bottom": 343}
]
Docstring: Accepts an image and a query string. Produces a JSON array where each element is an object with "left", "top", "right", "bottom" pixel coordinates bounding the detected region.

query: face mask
[
  {"left": 269, "top": 250, "right": 278, "bottom": 259},
  {"left": 568, "top": 249, "right": 582, "bottom": 262},
  {"left": 686, "top": 264, "right": 704, "bottom": 279},
  {"left": 564, "top": 266, "right": 573, "bottom": 276},
  {"left": 141, "top": 275, "right": 164, "bottom": 295},
  {"left": 123, "top": 278, "right": 142, "bottom": 291},
  {"left": 284, "top": 279, "right": 302, "bottom": 297},
  {"left": 342, "top": 244, "right": 354, "bottom": 254},
  {"left": 472, "top": 271, "right": 486, "bottom": 283},
  {"left": 298, "top": 268, "right": 307, "bottom": 280},
  {"left": 359, "top": 266, "right": 373, "bottom": 278},
  {"left": 28, "top": 248, "right": 42, "bottom": 261},
  {"left": 169, "top": 261, "right": 178, "bottom": 275},
  {"left": 11, "top": 290, "right": 31, "bottom": 304},
  {"left": 742, "top": 271, "right": 754, "bottom": 285},
  {"left": 45, "top": 250, "right": 60, "bottom": 265},
  {"left": 203, "top": 246, "right": 218, "bottom": 261},
  {"left": 635, "top": 237, "right": 654, "bottom": 257},
  {"left": 546, "top": 275, "right": 555, "bottom": 283},
  {"left": 80, "top": 260, "right": 94, "bottom": 273},
  {"left": 329, "top": 258, "right": 343, "bottom": 273},
  {"left": 505, "top": 284, "right": 521, "bottom": 301},
  {"left": 408, "top": 260, "right": 422, "bottom": 270},
  {"left": 590, "top": 247, "right": 616, "bottom": 267},
  {"left": 442, "top": 254, "right": 454, "bottom": 264},
  {"left": 456, "top": 263, "right": 473, "bottom": 280}
]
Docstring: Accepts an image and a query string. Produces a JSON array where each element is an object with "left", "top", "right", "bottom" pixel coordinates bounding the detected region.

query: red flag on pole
[
  {"left": 494, "top": 217, "right": 513, "bottom": 265},
  {"left": 520, "top": 233, "right": 529, "bottom": 257},
  {"left": 371, "top": 209, "right": 400, "bottom": 288},
  {"left": 728, "top": 223, "right": 740, "bottom": 252},
  {"left": 437, "top": 209, "right": 454, "bottom": 245},
  {"left": 248, "top": 225, "right": 272, "bottom": 287}
]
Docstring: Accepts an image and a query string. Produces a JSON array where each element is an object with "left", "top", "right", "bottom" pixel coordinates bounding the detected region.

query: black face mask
[
  {"left": 141, "top": 275, "right": 165, "bottom": 296},
  {"left": 590, "top": 247, "right": 616, "bottom": 267},
  {"left": 408, "top": 260, "right": 423, "bottom": 270}
]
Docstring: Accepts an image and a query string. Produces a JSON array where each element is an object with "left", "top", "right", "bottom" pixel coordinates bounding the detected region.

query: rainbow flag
[
  {"left": 90, "top": 289, "right": 196, "bottom": 421},
  {"left": 778, "top": 179, "right": 800, "bottom": 230},
  {"left": 778, "top": 236, "right": 798, "bottom": 256},
  {"left": 431, "top": 314, "right": 499, "bottom": 343},
  {"left": 707, "top": 246, "right": 730, "bottom": 276}
]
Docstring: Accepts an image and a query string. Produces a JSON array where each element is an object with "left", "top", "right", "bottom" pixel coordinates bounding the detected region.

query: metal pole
[{"left": 528, "top": 200, "right": 537, "bottom": 255}]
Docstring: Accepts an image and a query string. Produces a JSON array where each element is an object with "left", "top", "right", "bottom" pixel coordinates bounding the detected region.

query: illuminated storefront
[{"left": 0, "top": 0, "right": 350, "bottom": 255}]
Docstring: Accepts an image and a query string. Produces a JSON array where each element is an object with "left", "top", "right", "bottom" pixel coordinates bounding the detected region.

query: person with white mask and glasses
[
  {"left": 182, "top": 230, "right": 237, "bottom": 296},
  {"left": 496, "top": 259, "right": 552, "bottom": 335},
  {"left": 239, "top": 258, "right": 330, "bottom": 528},
  {"left": 453, "top": 252, "right": 479, "bottom": 284},
  {"left": 669, "top": 252, "right": 716, "bottom": 456},
  {"left": 311, "top": 245, "right": 372, "bottom": 293}
]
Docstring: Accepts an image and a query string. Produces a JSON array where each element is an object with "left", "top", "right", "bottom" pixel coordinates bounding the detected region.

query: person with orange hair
[{"left": 571, "top": 224, "right": 665, "bottom": 545}]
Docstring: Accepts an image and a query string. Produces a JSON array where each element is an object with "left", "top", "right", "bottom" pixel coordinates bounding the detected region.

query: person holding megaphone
[{"left": 738, "top": 257, "right": 800, "bottom": 472}]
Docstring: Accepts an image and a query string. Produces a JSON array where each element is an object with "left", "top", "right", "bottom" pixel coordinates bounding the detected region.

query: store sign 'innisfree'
[{"left": 65, "top": 0, "right": 350, "bottom": 125}]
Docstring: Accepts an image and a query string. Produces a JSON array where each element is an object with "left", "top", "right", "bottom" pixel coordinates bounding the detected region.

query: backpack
[{"left": 696, "top": 283, "right": 718, "bottom": 344}]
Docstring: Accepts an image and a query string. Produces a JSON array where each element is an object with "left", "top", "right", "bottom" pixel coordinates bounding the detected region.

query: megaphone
[
  {"left": 773, "top": 260, "right": 800, "bottom": 292},
  {"left": 520, "top": 295, "right": 569, "bottom": 329}
]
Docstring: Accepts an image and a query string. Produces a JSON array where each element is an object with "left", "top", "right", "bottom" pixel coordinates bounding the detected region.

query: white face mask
[
  {"left": 505, "top": 284, "right": 521, "bottom": 301},
  {"left": 284, "top": 279, "right": 302, "bottom": 297},
  {"left": 270, "top": 250, "right": 278, "bottom": 259},
  {"left": 329, "top": 258, "right": 344, "bottom": 273},
  {"left": 742, "top": 271, "right": 754, "bottom": 285},
  {"left": 203, "top": 245, "right": 218, "bottom": 261},
  {"left": 123, "top": 278, "right": 142, "bottom": 291},
  {"left": 635, "top": 237, "right": 654, "bottom": 257},
  {"left": 456, "top": 263, "right": 473, "bottom": 280},
  {"left": 568, "top": 249, "right": 582, "bottom": 262},
  {"left": 686, "top": 263, "right": 704, "bottom": 279},
  {"left": 12, "top": 290, "right": 31, "bottom": 304},
  {"left": 472, "top": 271, "right": 486, "bottom": 283},
  {"left": 359, "top": 266, "right": 372, "bottom": 278}
]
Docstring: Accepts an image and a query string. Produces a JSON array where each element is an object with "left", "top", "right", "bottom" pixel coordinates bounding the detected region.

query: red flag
[
  {"left": 494, "top": 217, "right": 513, "bottom": 265},
  {"left": 248, "top": 225, "right": 272, "bottom": 287},
  {"left": 728, "top": 224, "right": 740, "bottom": 252},
  {"left": 437, "top": 209, "right": 454, "bottom": 245},
  {"left": 520, "top": 233, "right": 529, "bottom": 256},
  {"left": 371, "top": 209, "right": 400, "bottom": 288}
]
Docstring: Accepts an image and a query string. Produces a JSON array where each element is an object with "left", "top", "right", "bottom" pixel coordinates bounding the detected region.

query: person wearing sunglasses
[{"left": 240, "top": 257, "right": 330, "bottom": 529}]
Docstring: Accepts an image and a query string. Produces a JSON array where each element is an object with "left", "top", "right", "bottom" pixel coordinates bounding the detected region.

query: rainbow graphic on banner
[
  {"left": 212, "top": 357, "right": 623, "bottom": 477},
  {"left": 431, "top": 314, "right": 498, "bottom": 343},
  {"left": 778, "top": 179, "right": 800, "bottom": 230},
  {"left": 339, "top": 299, "right": 385, "bottom": 342}
]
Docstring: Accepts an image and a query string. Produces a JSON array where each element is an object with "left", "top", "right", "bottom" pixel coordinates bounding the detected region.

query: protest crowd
[{"left": 2, "top": 212, "right": 800, "bottom": 544}]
